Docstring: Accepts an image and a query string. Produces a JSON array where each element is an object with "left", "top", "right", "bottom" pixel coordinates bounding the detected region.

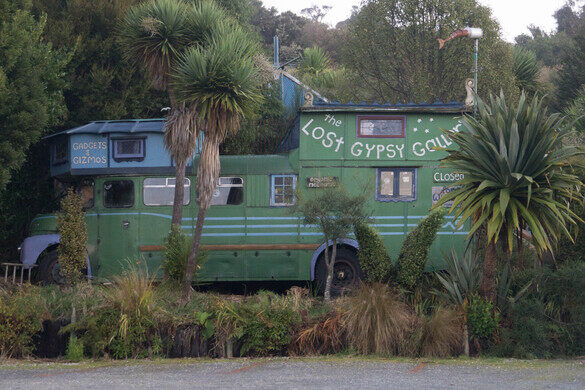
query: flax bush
[
  {"left": 163, "top": 228, "right": 207, "bottom": 283},
  {"left": 57, "top": 188, "right": 87, "bottom": 283}
]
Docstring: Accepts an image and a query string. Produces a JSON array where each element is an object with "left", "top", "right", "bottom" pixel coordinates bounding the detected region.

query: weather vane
[{"left": 438, "top": 27, "right": 483, "bottom": 113}]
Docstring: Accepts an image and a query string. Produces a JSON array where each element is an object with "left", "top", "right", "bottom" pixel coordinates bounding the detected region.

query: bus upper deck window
[
  {"left": 376, "top": 168, "right": 416, "bottom": 201},
  {"left": 104, "top": 180, "right": 134, "bottom": 208},
  {"left": 211, "top": 177, "right": 243, "bottom": 205}
]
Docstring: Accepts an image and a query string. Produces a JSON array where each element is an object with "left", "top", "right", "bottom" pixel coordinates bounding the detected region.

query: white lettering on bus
[{"left": 351, "top": 142, "right": 363, "bottom": 157}]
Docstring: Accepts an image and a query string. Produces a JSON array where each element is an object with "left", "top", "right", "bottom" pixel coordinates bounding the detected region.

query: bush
[
  {"left": 163, "top": 229, "right": 207, "bottom": 283},
  {"left": 354, "top": 221, "right": 391, "bottom": 283},
  {"left": 556, "top": 200, "right": 585, "bottom": 264},
  {"left": 0, "top": 286, "right": 47, "bottom": 357},
  {"left": 396, "top": 211, "right": 445, "bottom": 290},
  {"left": 57, "top": 188, "right": 88, "bottom": 283},
  {"left": 342, "top": 283, "right": 413, "bottom": 355},
  {"left": 292, "top": 310, "right": 345, "bottom": 355},
  {"left": 66, "top": 334, "right": 84, "bottom": 361},
  {"left": 467, "top": 295, "right": 500, "bottom": 340},
  {"left": 237, "top": 291, "right": 301, "bottom": 356}
]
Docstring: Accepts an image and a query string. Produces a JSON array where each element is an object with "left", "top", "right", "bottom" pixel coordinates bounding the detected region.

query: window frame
[
  {"left": 356, "top": 115, "right": 406, "bottom": 138},
  {"left": 376, "top": 167, "right": 417, "bottom": 202},
  {"left": 111, "top": 137, "right": 146, "bottom": 162},
  {"left": 103, "top": 180, "right": 135, "bottom": 208},
  {"left": 270, "top": 174, "right": 297, "bottom": 207},
  {"left": 210, "top": 176, "right": 244, "bottom": 206},
  {"left": 143, "top": 177, "right": 191, "bottom": 206}
]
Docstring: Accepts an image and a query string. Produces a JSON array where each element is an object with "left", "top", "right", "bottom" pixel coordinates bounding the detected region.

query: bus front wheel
[
  {"left": 38, "top": 249, "right": 66, "bottom": 285},
  {"left": 315, "top": 247, "right": 361, "bottom": 296}
]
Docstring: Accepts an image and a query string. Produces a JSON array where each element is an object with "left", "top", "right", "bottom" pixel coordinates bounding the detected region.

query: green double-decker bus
[{"left": 19, "top": 97, "right": 470, "bottom": 291}]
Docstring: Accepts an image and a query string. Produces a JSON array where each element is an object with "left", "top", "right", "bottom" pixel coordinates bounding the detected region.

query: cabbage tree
[
  {"left": 172, "top": 23, "right": 262, "bottom": 299},
  {"left": 435, "top": 92, "right": 584, "bottom": 300}
]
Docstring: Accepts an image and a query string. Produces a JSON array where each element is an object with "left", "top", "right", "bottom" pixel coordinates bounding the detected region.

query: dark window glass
[
  {"left": 79, "top": 180, "right": 94, "bottom": 209},
  {"left": 112, "top": 138, "right": 145, "bottom": 161},
  {"left": 104, "top": 180, "right": 134, "bottom": 208},
  {"left": 377, "top": 168, "right": 416, "bottom": 201},
  {"left": 358, "top": 116, "right": 405, "bottom": 138},
  {"left": 211, "top": 177, "right": 243, "bottom": 205}
]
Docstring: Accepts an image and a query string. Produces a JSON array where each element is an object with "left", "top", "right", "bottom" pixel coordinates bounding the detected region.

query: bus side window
[
  {"left": 211, "top": 177, "right": 243, "bottom": 205},
  {"left": 80, "top": 181, "right": 94, "bottom": 209},
  {"left": 104, "top": 180, "right": 135, "bottom": 208},
  {"left": 143, "top": 177, "right": 190, "bottom": 206}
]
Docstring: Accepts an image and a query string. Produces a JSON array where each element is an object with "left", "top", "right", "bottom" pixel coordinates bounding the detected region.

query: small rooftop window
[{"left": 112, "top": 138, "right": 145, "bottom": 162}]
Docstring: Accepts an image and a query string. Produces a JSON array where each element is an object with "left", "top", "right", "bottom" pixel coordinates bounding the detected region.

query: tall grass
[
  {"left": 413, "top": 307, "right": 462, "bottom": 357},
  {"left": 343, "top": 283, "right": 413, "bottom": 355}
]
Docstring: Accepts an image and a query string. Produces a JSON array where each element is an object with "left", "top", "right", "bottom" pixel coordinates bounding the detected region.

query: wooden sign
[{"left": 307, "top": 176, "right": 338, "bottom": 188}]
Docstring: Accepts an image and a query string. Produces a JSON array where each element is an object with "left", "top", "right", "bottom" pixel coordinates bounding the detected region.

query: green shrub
[
  {"left": 237, "top": 291, "right": 301, "bottom": 356},
  {"left": 0, "top": 286, "right": 46, "bottom": 357},
  {"left": 354, "top": 221, "right": 391, "bottom": 283},
  {"left": 66, "top": 334, "right": 84, "bottom": 361},
  {"left": 57, "top": 188, "right": 88, "bottom": 283},
  {"left": 163, "top": 229, "right": 207, "bottom": 283},
  {"left": 467, "top": 295, "right": 500, "bottom": 340},
  {"left": 396, "top": 211, "right": 445, "bottom": 290},
  {"left": 556, "top": 200, "right": 585, "bottom": 264}
]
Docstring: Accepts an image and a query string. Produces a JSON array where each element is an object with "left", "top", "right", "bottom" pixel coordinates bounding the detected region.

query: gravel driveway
[{"left": 1, "top": 358, "right": 584, "bottom": 389}]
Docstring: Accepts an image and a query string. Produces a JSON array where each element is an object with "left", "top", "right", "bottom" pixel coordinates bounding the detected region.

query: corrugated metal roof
[
  {"left": 44, "top": 119, "right": 166, "bottom": 139},
  {"left": 301, "top": 100, "right": 469, "bottom": 113}
]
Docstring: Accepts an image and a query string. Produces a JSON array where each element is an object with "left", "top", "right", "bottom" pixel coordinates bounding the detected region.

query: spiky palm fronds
[
  {"left": 172, "top": 23, "right": 261, "bottom": 207},
  {"left": 435, "top": 92, "right": 584, "bottom": 253},
  {"left": 433, "top": 250, "right": 482, "bottom": 306},
  {"left": 513, "top": 48, "right": 540, "bottom": 93},
  {"left": 118, "top": 0, "right": 193, "bottom": 91}
]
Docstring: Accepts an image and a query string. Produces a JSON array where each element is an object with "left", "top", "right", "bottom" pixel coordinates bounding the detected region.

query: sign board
[
  {"left": 432, "top": 186, "right": 460, "bottom": 208},
  {"left": 433, "top": 168, "right": 465, "bottom": 183},
  {"left": 307, "top": 176, "right": 338, "bottom": 188}
]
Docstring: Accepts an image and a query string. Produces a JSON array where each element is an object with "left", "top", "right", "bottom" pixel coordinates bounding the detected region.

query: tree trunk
[
  {"left": 182, "top": 135, "right": 220, "bottom": 302},
  {"left": 480, "top": 240, "right": 497, "bottom": 302},
  {"left": 182, "top": 205, "right": 208, "bottom": 301},
  {"left": 324, "top": 239, "right": 337, "bottom": 303},
  {"left": 171, "top": 158, "right": 187, "bottom": 230}
]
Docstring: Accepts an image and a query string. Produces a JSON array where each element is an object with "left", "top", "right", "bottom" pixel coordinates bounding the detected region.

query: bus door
[
  {"left": 197, "top": 176, "right": 245, "bottom": 281},
  {"left": 96, "top": 178, "right": 139, "bottom": 279}
]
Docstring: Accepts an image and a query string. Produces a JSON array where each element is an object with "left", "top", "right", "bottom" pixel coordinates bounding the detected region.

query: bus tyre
[
  {"left": 38, "top": 249, "right": 66, "bottom": 285},
  {"left": 315, "top": 247, "right": 361, "bottom": 296}
]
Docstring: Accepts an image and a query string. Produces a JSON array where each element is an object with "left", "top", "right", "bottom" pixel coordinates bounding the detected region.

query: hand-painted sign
[
  {"left": 307, "top": 176, "right": 338, "bottom": 188},
  {"left": 71, "top": 135, "right": 107, "bottom": 168},
  {"left": 432, "top": 186, "right": 460, "bottom": 207},
  {"left": 299, "top": 113, "right": 464, "bottom": 161},
  {"left": 433, "top": 168, "right": 465, "bottom": 183}
]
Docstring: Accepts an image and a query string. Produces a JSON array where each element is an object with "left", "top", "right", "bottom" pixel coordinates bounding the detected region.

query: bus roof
[{"left": 44, "top": 119, "right": 166, "bottom": 139}]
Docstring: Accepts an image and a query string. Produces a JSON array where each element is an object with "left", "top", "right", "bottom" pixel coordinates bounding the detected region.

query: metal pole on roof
[
  {"left": 473, "top": 38, "right": 479, "bottom": 114},
  {"left": 438, "top": 27, "right": 483, "bottom": 114}
]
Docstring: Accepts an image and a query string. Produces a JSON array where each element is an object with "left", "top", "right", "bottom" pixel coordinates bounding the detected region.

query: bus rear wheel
[
  {"left": 38, "top": 249, "right": 66, "bottom": 285},
  {"left": 315, "top": 247, "right": 361, "bottom": 296}
]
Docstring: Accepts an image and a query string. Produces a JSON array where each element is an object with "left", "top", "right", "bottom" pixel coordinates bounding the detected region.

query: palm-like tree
[
  {"left": 435, "top": 92, "right": 584, "bottom": 301},
  {"left": 119, "top": 0, "right": 223, "bottom": 229},
  {"left": 172, "top": 24, "right": 262, "bottom": 298}
]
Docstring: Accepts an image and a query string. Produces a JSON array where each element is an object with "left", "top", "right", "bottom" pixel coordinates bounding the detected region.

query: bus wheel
[
  {"left": 38, "top": 249, "right": 66, "bottom": 285},
  {"left": 315, "top": 248, "right": 361, "bottom": 296}
]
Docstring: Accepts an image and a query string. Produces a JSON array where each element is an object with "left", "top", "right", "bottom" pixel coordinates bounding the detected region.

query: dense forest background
[{"left": 1, "top": 0, "right": 585, "bottom": 262}]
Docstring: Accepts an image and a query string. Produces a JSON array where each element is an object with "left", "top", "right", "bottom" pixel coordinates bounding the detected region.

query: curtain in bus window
[
  {"left": 143, "top": 178, "right": 190, "bottom": 206},
  {"left": 379, "top": 171, "right": 394, "bottom": 196},
  {"left": 398, "top": 171, "right": 413, "bottom": 197}
]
